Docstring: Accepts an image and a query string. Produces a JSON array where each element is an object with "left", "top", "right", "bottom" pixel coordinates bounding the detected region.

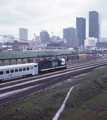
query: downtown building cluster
[
  {"left": 63, "top": 11, "right": 100, "bottom": 49},
  {"left": 0, "top": 10, "right": 102, "bottom": 50},
  {"left": 38, "top": 10, "right": 100, "bottom": 49}
]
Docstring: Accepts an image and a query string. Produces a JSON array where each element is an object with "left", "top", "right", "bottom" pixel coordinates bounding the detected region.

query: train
[
  {"left": 28, "top": 53, "right": 100, "bottom": 63},
  {"left": 0, "top": 58, "right": 66, "bottom": 81}
]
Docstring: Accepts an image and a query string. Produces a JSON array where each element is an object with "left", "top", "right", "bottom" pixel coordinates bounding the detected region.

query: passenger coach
[{"left": 0, "top": 63, "right": 38, "bottom": 81}]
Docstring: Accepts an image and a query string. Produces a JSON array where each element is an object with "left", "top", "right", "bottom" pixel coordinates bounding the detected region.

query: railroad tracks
[
  {"left": 0, "top": 57, "right": 107, "bottom": 106},
  {"left": 1, "top": 59, "right": 107, "bottom": 93},
  {"left": 76, "top": 99, "right": 107, "bottom": 120},
  {"left": 1, "top": 56, "right": 107, "bottom": 87}
]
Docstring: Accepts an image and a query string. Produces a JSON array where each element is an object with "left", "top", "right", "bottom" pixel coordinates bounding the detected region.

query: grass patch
[
  {"left": 0, "top": 88, "right": 69, "bottom": 120},
  {"left": 60, "top": 90, "right": 107, "bottom": 120},
  {"left": 59, "top": 70, "right": 107, "bottom": 120}
]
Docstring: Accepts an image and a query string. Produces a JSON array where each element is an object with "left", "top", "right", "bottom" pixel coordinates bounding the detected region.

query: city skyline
[{"left": 0, "top": 0, "right": 107, "bottom": 40}]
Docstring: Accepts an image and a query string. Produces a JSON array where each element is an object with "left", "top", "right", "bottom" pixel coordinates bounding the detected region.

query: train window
[
  {"left": 11, "top": 70, "right": 14, "bottom": 73},
  {"left": 23, "top": 68, "right": 26, "bottom": 71},
  {"left": 6, "top": 70, "right": 9, "bottom": 74},
  {"left": 19, "top": 68, "right": 22, "bottom": 72},
  {"left": 34, "top": 65, "right": 37, "bottom": 67},
  {"left": 27, "top": 67, "right": 29, "bottom": 70},
  {"left": 15, "top": 69, "right": 18, "bottom": 72},
  {"left": 0, "top": 71, "right": 3, "bottom": 75}
]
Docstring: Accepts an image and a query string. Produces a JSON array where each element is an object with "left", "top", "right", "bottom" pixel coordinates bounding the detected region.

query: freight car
[
  {"left": 78, "top": 54, "right": 87, "bottom": 59},
  {"left": 67, "top": 54, "right": 79, "bottom": 61},
  {"left": 0, "top": 58, "right": 66, "bottom": 81},
  {"left": 27, "top": 53, "right": 99, "bottom": 64},
  {"left": 28, "top": 56, "right": 56, "bottom": 63},
  {"left": 67, "top": 53, "right": 99, "bottom": 61}
]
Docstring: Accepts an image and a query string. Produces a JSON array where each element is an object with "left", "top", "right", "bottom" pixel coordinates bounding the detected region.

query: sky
[{"left": 0, "top": 0, "right": 107, "bottom": 40}]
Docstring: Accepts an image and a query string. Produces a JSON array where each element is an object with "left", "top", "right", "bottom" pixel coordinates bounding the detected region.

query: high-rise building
[
  {"left": 40, "top": 30, "right": 50, "bottom": 43},
  {"left": 63, "top": 27, "right": 77, "bottom": 39},
  {"left": 76, "top": 17, "right": 86, "bottom": 48},
  {"left": 19, "top": 28, "right": 28, "bottom": 42},
  {"left": 34, "top": 33, "right": 40, "bottom": 43},
  {"left": 89, "top": 11, "right": 99, "bottom": 42},
  {"left": 63, "top": 27, "right": 79, "bottom": 47}
]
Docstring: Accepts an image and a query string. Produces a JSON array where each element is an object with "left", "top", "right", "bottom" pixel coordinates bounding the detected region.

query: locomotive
[{"left": 37, "top": 58, "right": 66, "bottom": 73}]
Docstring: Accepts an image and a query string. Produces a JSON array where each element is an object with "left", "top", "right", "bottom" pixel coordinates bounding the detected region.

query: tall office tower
[
  {"left": 63, "top": 27, "right": 77, "bottom": 39},
  {"left": 63, "top": 27, "right": 79, "bottom": 47},
  {"left": 76, "top": 17, "right": 86, "bottom": 48},
  {"left": 89, "top": 11, "right": 99, "bottom": 42},
  {"left": 40, "top": 30, "right": 50, "bottom": 43},
  {"left": 19, "top": 28, "right": 28, "bottom": 42}
]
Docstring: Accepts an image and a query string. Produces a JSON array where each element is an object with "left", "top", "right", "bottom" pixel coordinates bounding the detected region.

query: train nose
[{"left": 61, "top": 60, "right": 65, "bottom": 65}]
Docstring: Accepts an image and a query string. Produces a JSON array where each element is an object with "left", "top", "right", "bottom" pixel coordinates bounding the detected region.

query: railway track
[
  {"left": 0, "top": 56, "right": 106, "bottom": 84},
  {"left": 0, "top": 59, "right": 107, "bottom": 92},
  {"left": 0, "top": 57, "right": 107, "bottom": 89},
  {"left": 76, "top": 98, "right": 107, "bottom": 120},
  {"left": 0, "top": 57, "right": 107, "bottom": 106}
]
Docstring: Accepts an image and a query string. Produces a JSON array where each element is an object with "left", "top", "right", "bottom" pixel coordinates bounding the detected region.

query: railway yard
[{"left": 0, "top": 55, "right": 107, "bottom": 120}]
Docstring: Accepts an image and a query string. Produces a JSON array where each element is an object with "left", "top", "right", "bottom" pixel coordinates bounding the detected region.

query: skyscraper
[
  {"left": 63, "top": 27, "right": 79, "bottom": 47},
  {"left": 89, "top": 11, "right": 99, "bottom": 42},
  {"left": 63, "top": 27, "right": 77, "bottom": 39},
  {"left": 40, "top": 30, "right": 50, "bottom": 43},
  {"left": 76, "top": 17, "right": 86, "bottom": 48},
  {"left": 19, "top": 28, "right": 28, "bottom": 42}
]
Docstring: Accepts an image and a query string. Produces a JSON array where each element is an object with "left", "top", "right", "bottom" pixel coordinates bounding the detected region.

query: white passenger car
[{"left": 0, "top": 63, "right": 38, "bottom": 81}]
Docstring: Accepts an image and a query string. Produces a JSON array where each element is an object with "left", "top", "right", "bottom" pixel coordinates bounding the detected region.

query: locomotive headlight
[{"left": 61, "top": 58, "right": 65, "bottom": 65}]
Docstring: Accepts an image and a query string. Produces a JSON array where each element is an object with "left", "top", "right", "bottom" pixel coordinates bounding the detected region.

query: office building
[
  {"left": 19, "top": 28, "right": 28, "bottom": 42},
  {"left": 63, "top": 27, "right": 77, "bottom": 39},
  {"left": 89, "top": 11, "right": 99, "bottom": 42},
  {"left": 85, "top": 37, "right": 97, "bottom": 49},
  {"left": 63, "top": 27, "right": 79, "bottom": 47},
  {"left": 40, "top": 30, "right": 50, "bottom": 43},
  {"left": 76, "top": 17, "right": 86, "bottom": 48},
  {"left": 2, "top": 35, "right": 14, "bottom": 43},
  {"left": 34, "top": 33, "right": 40, "bottom": 43}
]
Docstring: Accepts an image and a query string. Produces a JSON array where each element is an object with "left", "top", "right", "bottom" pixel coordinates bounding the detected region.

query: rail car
[
  {"left": 67, "top": 53, "right": 99, "bottom": 61},
  {"left": 0, "top": 63, "right": 38, "bottom": 81},
  {"left": 0, "top": 58, "right": 66, "bottom": 81},
  {"left": 37, "top": 58, "right": 66, "bottom": 74},
  {"left": 27, "top": 53, "right": 99, "bottom": 64},
  {"left": 28, "top": 56, "right": 56, "bottom": 63}
]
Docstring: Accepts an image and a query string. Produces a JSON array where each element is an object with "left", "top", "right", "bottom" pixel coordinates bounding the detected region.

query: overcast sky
[{"left": 0, "top": 0, "right": 107, "bottom": 40}]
